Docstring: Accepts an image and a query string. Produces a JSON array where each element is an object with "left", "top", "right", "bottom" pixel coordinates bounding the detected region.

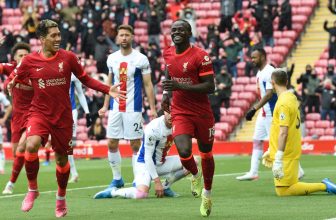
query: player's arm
[
  {"left": 0, "top": 94, "right": 12, "bottom": 126},
  {"left": 246, "top": 89, "right": 274, "bottom": 121},
  {"left": 99, "top": 72, "right": 112, "bottom": 116},
  {"left": 143, "top": 74, "right": 157, "bottom": 118},
  {"left": 143, "top": 131, "right": 163, "bottom": 198}
]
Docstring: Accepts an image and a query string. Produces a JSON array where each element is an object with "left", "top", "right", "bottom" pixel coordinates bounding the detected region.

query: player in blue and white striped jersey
[
  {"left": 68, "top": 73, "right": 91, "bottom": 183},
  {"left": 94, "top": 111, "right": 193, "bottom": 199}
]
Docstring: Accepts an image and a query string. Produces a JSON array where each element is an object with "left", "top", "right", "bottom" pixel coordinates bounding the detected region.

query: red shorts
[
  {"left": 26, "top": 116, "right": 73, "bottom": 155},
  {"left": 11, "top": 112, "right": 29, "bottom": 143},
  {"left": 172, "top": 114, "right": 215, "bottom": 145}
]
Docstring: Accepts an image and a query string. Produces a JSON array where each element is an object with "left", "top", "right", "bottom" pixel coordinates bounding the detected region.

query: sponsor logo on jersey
[
  {"left": 38, "top": 77, "right": 67, "bottom": 88},
  {"left": 172, "top": 77, "right": 193, "bottom": 85},
  {"left": 280, "top": 112, "right": 285, "bottom": 120},
  {"left": 119, "top": 62, "right": 128, "bottom": 82},
  {"left": 202, "top": 55, "right": 212, "bottom": 66}
]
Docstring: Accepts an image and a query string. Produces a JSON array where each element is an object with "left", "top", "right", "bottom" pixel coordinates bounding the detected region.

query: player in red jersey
[
  {"left": 8, "top": 19, "right": 126, "bottom": 218},
  {"left": 162, "top": 20, "right": 215, "bottom": 217},
  {"left": 2, "top": 42, "right": 33, "bottom": 194}
]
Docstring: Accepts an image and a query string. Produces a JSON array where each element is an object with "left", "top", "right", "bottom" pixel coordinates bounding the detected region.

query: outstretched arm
[{"left": 143, "top": 74, "right": 157, "bottom": 118}]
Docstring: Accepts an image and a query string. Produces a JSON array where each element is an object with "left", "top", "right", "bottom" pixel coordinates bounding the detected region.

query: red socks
[
  {"left": 10, "top": 152, "right": 25, "bottom": 183},
  {"left": 24, "top": 152, "right": 39, "bottom": 190},
  {"left": 200, "top": 152, "right": 215, "bottom": 191},
  {"left": 180, "top": 155, "right": 198, "bottom": 175},
  {"left": 56, "top": 162, "right": 70, "bottom": 197}
]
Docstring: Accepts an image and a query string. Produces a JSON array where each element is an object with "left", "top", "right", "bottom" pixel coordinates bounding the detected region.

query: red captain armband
[{"left": 199, "top": 71, "right": 214, "bottom": 77}]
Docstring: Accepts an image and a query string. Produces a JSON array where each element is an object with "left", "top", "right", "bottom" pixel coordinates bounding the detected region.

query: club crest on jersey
[
  {"left": 59, "top": 62, "right": 64, "bottom": 72},
  {"left": 183, "top": 62, "right": 188, "bottom": 72},
  {"left": 119, "top": 62, "right": 128, "bottom": 81}
]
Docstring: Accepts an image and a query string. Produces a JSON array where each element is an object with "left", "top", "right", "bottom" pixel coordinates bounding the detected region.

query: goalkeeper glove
[
  {"left": 262, "top": 149, "right": 272, "bottom": 168},
  {"left": 272, "top": 151, "right": 284, "bottom": 179},
  {"left": 86, "top": 114, "right": 93, "bottom": 127},
  {"left": 245, "top": 107, "right": 256, "bottom": 121}
]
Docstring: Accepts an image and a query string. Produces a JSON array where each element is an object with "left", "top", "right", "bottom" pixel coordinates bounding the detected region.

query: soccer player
[
  {"left": 68, "top": 73, "right": 92, "bottom": 183},
  {"left": 8, "top": 19, "right": 126, "bottom": 218},
  {"left": 262, "top": 69, "right": 336, "bottom": 196},
  {"left": 2, "top": 42, "right": 32, "bottom": 194},
  {"left": 0, "top": 92, "right": 12, "bottom": 174},
  {"left": 162, "top": 20, "right": 215, "bottom": 217},
  {"left": 93, "top": 111, "right": 190, "bottom": 199},
  {"left": 98, "top": 24, "right": 157, "bottom": 188},
  {"left": 236, "top": 48, "right": 276, "bottom": 181}
]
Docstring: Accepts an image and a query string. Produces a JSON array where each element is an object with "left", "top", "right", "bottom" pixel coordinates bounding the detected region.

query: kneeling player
[
  {"left": 262, "top": 69, "right": 336, "bottom": 196},
  {"left": 94, "top": 111, "right": 191, "bottom": 199}
]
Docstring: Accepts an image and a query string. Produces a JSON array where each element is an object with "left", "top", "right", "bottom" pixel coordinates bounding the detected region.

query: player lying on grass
[
  {"left": 94, "top": 111, "right": 192, "bottom": 199},
  {"left": 262, "top": 68, "right": 336, "bottom": 196}
]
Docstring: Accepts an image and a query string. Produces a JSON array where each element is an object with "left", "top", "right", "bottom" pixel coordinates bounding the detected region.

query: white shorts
[
  {"left": 107, "top": 111, "right": 143, "bottom": 140},
  {"left": 72, "top": 109, "right": 78, "bottom": 138},
  {"left": 134, "top": 155, "right": 183, "bottom": 187},
  {"left": 253, "top": 112, "right": 272, "bottom": 141}
]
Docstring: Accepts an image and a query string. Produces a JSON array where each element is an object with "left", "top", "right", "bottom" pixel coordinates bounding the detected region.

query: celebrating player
[
  {"left": 93, "top": 111, "right": 190, "bottom": 199},
  {"left": 8, "top": 19, "right": 126, "bottom": 218},
  {"left": 262, "top": 69, "right": 336, "bottom": 196},
  {"left": 68, "top": 73, "right": 92, "bottom": 183},
  {"left": 162, "top": 20, "right": 215, "bottom": 217},
  {"left": 236, "top": 48, "right": 304, "bottom": 181},
  {"left": 1, "top": 43, "right": 31, "bottom": 195},
  {"left": 98, "top": 24, "right": 157, "bottom": 189}
]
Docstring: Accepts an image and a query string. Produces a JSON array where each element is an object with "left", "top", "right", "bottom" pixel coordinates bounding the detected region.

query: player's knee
[
  {"left": 135, "top": 189, "right": 148, "bottom": 199},
  {"left": 130, "top": 139, "right": 141, "bottom": 152},
  {"left": 275, "top": 187, "right": 289, "bottom": 197},
  {"left": 108, "top": 139, "right": 119, "bottom": 151},
  {"left": 55, "top": 154, "right": 68, "bottom": 167},
  {"left": 16, "top": 145, "right": 25, "bottom": 154},
  {"left": 253, "top": 140, "right": 263, "bottom": 150},
  {"left": 200, "top": 151, "right": 213, "bottom": 160}
]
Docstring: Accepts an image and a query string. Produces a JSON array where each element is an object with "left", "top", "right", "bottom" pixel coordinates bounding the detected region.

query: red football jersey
[
  {"left": 163, "top": 45, "right": 214, "bottom": 117},
  {"left": 0, "top": 61, "right": 16, "bottom": 76},
  {"left": 14, "top": 49, "right": 110, "bottom": 127}
]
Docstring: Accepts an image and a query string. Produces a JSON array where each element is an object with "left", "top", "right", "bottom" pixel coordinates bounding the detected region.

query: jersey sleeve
[
  {"left": 265, "top": 67, "right": 274, "bottom": 90},
  {"left": 143, "top": 127, "right": 159, "bottom": 179},
  {"left": 13, "top": 57, "right": 30, "bottom": 81},
  {"left": 198, "top": 51, "right": 214, "bottom": 77},
  {"left": 140, "top": 55, "right": 151, "bottom": 75},
  {"left": 106, "top": 55, "right": 113, "bottom": 74},
  {"left": 68, "top": 52, "right": 110, "bottom": 94},
  {"left": 278, "top": 104, "right": 291, "bottom": 127}
]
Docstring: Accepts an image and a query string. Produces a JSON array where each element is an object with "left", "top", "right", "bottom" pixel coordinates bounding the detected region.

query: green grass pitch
[{"left": 0, "top": 155, "right": 335, "bottom": 220}]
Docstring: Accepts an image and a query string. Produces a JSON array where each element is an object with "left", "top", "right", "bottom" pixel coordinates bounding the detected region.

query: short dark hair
[
  {"left": 11, "top": 42, "right": 30, "bottom": 57},
  {"left": 117, "top": 24, "right": 134, "bottom": 35},
  {"left": 174, "top": 19, "right": 192, "bottom": 33},
  {"left": 272, "top": 68, "right": 288, "bottom": 86},
  {"left": 36, "top": 19, "right": 59, "bottom": 38},
  {"left": 253, "top": 47, "right": 267, "bottom": 59}
]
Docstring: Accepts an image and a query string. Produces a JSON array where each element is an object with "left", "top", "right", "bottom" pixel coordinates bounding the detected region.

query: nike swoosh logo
[
  {"left": 167, "top": 64, "right": 171, "bottom": 67},
  {"left": 36, "top": 67, "right": 44, "bottom": 71}
]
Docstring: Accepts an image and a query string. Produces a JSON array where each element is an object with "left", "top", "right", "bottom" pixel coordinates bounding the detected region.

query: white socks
[
  {"left": 250, "top": 149, "right": 263, "bottom": 175},
  {"left": 164, "top": 169, "right": 187, "bottom": 189},
  {"left": 203, "top": 189, "right": 211, "bottom": 198},
  {"left": 112, "top": 187, "right": 136, "bottom": 199},
  {"left": 108, "top": 150, "right": 122, "bottom": 180},
  {"left": 68, "top": 155, "right": 78, "bottom": 177},
  {"left": 0, "top": 149, "right": 5, "bottom": 172}
]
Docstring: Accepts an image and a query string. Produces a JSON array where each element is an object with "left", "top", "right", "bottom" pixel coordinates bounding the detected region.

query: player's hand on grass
[
  {"left": 272, "top": 151, "right": 284, "bottom": 180},
  {"left": 162, "top": 79, "right": 180, "bottom": 91},
  {"left": 154, "top": 178, "right": 164, "bottom": 198},
  {"left": 86, "top": 114, "right": 93, "bottom": 127},
  {"left": 109, "top": 82, "right": 127, "bottom": 102},
  {"left": 245, "top": 107, "right": 257, "bottom": 121},
  {"left": 262, "top": 149, "right": 272, "bottom": 168}
]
